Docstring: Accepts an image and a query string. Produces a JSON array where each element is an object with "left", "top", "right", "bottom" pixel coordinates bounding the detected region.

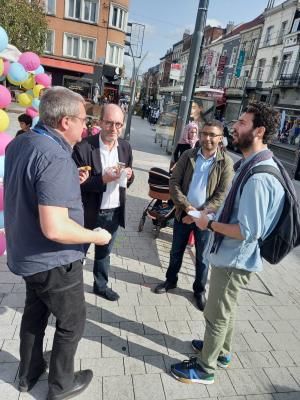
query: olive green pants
[{"left": 198, "top": 266, "right": 252, "bottom": 374}]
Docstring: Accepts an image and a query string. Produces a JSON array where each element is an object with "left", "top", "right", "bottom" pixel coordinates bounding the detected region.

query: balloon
[
  {"left": 25, "top": 89, "right": 34, "bottom": 97},
  {"left": 0, "top": 231, "right": 5, "bottom": 256},
  {"left": 22, "top": 75, "right": 35, "bottom": 90},
  {"left": 33, "top": 84, "right": 44, "bottom": 98},
  {"left": 31, "top": 98, "right": 40, "bottom": 111},
  {"left": 19, "top": 52, "right": 40, "bottom": 72},
  {"left": 6, "top": 75, "right": 22, "bottom": 86},
  {"left": 0, "top": 184, "right": 3, "bottom": 211},
  {"left": 0, "top": 27, "right": 8, "bottom": 52},
  {"left": 26, "top": 106, "right": 39, "bottom": 118},
  {"left": 32, "top": 116, "right": 39, "bottom": 128},
  {"left": 0, "top": 155, "right": 4, "bottom": 177},
  {"left": 7, "top": 62, "right": 29, "bottom": 84},
  {"left": 2, "top": 60, "right": 10, "bottom": 76},
  {"left": 0, "top": 211, "right": 4, "bottom": 229},
  {"left": 0, "top": 85, "right": 12, "bottom": 108},
  {"left": 33, "top": 65, "right": 44, "bottom": 75},
  {"left": 17, "top": 92, "right": 33, "bottom": 107},
  {"left": 0, "top": 59, "right": 3, "bottom": 76},
  {"left": 35, "top": 73, "right": 51, "bottom": 88},
  {"left": 0, "top": 132, "right": 13, "bottom": 156},
  {"left": 0, "top": 109, "right": 9, "bottom": 132}
]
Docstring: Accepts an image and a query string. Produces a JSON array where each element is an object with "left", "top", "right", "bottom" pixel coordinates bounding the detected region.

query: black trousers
[{"left": 19, "top": 260, "right": 86, "bottom": 396}]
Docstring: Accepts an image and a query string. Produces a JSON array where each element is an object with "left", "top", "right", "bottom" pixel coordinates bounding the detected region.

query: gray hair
[{"left": 39, "top": 86, "right": 85, "bottom": 128}]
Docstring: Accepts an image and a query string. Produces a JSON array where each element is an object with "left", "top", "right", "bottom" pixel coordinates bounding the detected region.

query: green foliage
[{"left": 0, "top": 0, "right": 48, "bottom": 55}]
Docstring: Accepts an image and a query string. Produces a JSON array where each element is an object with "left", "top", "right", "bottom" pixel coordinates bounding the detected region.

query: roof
[{"left": 224, "top": 14, "right": 264, "bottom": 39}]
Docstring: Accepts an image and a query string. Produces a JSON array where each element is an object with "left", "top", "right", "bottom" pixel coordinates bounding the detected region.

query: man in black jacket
[{"left": 73, "top": 104, "right": 134, "bottom": 301}]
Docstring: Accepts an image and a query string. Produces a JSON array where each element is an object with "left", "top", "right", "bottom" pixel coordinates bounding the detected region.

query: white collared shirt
[{"left": 99, "top": 135, "right": 120, "bottom": 209}]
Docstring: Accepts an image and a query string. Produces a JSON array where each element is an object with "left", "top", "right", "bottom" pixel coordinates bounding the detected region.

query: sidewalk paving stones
[{"left": 1, "top": 115, "right": 300, "bottom": 398}]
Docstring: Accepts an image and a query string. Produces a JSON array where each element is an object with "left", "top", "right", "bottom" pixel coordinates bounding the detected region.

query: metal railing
[{"left": 276, "top": 73, "right": 300, "bottom": 87}]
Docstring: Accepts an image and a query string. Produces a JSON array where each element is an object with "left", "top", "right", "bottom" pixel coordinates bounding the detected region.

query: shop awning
[{"left": 40, "top": 57, "right": 94, "bottom": 74}]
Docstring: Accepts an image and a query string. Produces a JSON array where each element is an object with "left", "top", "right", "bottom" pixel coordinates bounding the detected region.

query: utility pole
[{"left": 172, "top": 0, "right": 209, "bottom": 151}]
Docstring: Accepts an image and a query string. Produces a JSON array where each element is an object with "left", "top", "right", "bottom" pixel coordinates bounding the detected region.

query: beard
[{"left": 233, "top": 128, "right": 256, "bottom": 150}]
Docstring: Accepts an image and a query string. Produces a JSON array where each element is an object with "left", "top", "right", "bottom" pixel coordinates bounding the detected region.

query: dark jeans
[
  {"left": 20, "top": 260, "right": 86, "bottom": 397},
  {"left": 93, "top": 208, "right": 120, "bottom": 291},
  {"left": 166, "top": 217, "right": 209, "bottom": 294}
]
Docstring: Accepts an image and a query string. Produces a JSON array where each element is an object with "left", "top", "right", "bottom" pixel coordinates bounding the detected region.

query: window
[
  {"left": 279, "top": 54, "right": 292, "bottom": 76},
  {"left": 225, "top": 73, "right": 232, "bottom": 87},
  {"left": 278, "top": 21, "right": 288, "bottom": 43},
  {"left": 256, "top": 58, "right": 266, "bottom": 81},
  {"left": 248, "top": 38, "right": 257, "bottom": 59},
  {"left": 264, "top": 26, "right": 274, "bottom": 46},
  {"left": 230, "top": 46, "right": 238, "bottom": 66},
  {"left": 106, "top": 42, "right": 124, "bottom": 67},
  {"left": 64, "top": 34, "right": 96, "bottom": 60},
  {"left": 45, "top": 0, "right": 55, "bottom": 15},
  {"left": 267, "top": 57, "right": 278, "bottom": 81},
  {"left": 66, "top": 0, "right": 98, "bottom": 23},
  {"left": 109, "top": 4, "right": 128, "bottom": 31},
  {"left": 45, "top": 30, "right": 55, "bottom": 54}
]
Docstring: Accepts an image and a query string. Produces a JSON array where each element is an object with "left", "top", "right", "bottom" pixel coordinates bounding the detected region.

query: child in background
[{"left": 16, "top": 114, "right": 32, "bottom": 137}]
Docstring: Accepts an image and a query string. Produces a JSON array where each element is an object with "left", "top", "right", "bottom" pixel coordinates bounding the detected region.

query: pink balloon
[
  {"left": 26, "top": 106, "right": 39, "bottom": 118},
  {"left": 19, "top": 52, "right": 40, "bottom": 72},
  {"left": 0, "top": 231, "right": 6, "bottom": 256},
  {"left": 0, "top": 85, "right": 12, "bottom": 108},
  {"left": 2, "top": 60, "right": 10, "bottom": 77},
  {"left": 35, "top": 73, "right": 51, "bottom": 88},
  {"left": 0, "top": 132, "right": 13, "bottom": 156},
  {"left": 0, "top": 185, "right": 3, "bottom": 211}
]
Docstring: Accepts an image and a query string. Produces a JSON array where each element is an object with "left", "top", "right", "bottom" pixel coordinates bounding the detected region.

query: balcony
[
  {"left": 276, "top": 74, "right": 300, "bottom": 87},
  {"left": 245, "top": 80, "right": 263, "bottom": 89}
]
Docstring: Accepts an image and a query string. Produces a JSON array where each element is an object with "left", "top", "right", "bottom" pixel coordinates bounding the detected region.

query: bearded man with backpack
[{"left": 170, "top": 102, "right": 300, "bottom": 385}]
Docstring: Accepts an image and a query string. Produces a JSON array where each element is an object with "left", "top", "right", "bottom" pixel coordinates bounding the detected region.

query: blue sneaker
[
  {"left": 191, "top": 339, "right": 232, "bottom": 369},
  {"left": 170, "top": 357, "right": 214, "bottom": 384}
]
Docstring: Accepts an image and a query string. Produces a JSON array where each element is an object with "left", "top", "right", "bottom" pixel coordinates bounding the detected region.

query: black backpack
[{"left": 240, "top": 159, "right": 300, "bottom": 264}]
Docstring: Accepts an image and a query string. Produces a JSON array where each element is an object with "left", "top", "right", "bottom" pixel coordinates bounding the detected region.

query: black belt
[{"left": 99, "top": 207, "right": 120, "bottom": 214}]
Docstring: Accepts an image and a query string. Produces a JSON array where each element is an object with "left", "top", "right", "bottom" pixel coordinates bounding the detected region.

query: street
[{"left": 0, "top": 115, "right": 300, "bottom": 399}]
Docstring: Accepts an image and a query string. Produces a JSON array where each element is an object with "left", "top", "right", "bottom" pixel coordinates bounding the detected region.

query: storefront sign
[
  {"left": 235, "top": 50, "right": 245, "bottom": 78},
  {"left": 169, "top": 63, "right": 182, "bottom": 80}
]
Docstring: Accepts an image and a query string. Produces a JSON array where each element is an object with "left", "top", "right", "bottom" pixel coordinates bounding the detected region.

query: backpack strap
[{"left": 240, "top": 165, "right": 287, "bottom": 196}]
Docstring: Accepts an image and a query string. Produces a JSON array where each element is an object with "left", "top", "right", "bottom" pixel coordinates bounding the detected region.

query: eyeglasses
[
  {"left": 69, "top": 116, "right": 88, "bottom": 124},
  {"left": 200, "top": 131, "right": 223, "bottom": 138},
  {"left": 102, "top": 120, "right": 124, "bottom": 129}
]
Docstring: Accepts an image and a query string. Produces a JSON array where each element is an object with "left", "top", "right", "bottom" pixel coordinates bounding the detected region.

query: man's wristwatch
[{"left": 207, "top": 219, "right": 215, "bottom": 232}]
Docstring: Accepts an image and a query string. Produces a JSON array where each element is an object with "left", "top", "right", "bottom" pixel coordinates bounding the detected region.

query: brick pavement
[{"left": 1, "top": 115, "right": 300, "bottom": 399}]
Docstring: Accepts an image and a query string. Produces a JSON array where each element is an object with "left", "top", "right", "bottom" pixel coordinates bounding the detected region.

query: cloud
[{"left": 206, "top": 18, "right": 226, "bottom": 28}]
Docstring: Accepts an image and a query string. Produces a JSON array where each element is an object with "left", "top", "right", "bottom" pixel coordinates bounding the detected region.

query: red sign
[{"left": 217, "top": 55, "right": 227, "bottom": 77}]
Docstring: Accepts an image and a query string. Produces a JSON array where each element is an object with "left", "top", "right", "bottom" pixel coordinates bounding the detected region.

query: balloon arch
[{"left": 0, "top": 25, "right": 52, "bottom": 255}]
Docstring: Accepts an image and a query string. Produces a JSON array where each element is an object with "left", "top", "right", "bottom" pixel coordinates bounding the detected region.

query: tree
[{"left": 0, "top": 0, "right": 48, "bottom": 55}]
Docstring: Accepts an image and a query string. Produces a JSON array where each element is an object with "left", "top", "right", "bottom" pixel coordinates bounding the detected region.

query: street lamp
[{"left": 123, "top": 22, "right": 146, "bottom": 141}]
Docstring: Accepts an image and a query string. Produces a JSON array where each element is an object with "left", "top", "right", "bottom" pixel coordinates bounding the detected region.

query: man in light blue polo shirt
[{"left": 170, "top": 102, "right": 285, "bottom": 385}]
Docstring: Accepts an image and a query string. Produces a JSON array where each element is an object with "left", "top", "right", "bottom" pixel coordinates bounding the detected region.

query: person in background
[
  {"left": 16, "top": 114, "right": 32, "bottom": 137},
  {"left": 173, "top": 122, "right": 199, "bottom": 163}
]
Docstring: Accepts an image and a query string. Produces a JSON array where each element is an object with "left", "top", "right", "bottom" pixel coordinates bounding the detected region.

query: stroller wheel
[
  {"left": 138, "top": 217, "right": 145, "bottom": 232},
  {"left": 153, "top": 225, "right": 161, "bottom": 238}
]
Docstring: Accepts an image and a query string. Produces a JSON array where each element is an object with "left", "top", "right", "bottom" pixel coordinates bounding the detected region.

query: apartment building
[{"left": 42, "top": 0, "right": 129, "bottom": 102}]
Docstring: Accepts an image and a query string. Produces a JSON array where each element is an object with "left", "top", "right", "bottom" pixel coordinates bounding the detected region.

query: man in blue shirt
[
  {"left": 170, "top": 103, "right": 285, "bottom": 385},
  {"left": 154, "top": 120, "right": 233, "bottom": 311},
  {"left": 4, "top": 87, "right": 111, "bottom": 399}
]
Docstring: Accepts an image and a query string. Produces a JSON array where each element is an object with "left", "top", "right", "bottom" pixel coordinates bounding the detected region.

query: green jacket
[{"left": 170, "top": 147, "right": 234, "bottom": 220}]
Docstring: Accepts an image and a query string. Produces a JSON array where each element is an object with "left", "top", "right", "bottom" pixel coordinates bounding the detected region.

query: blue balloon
[
  {"left": 0, "top": 155, "right": 4, "bottom": 178},
  {"left": 31, "top": 98, "right": 40, "bottom": 111},
  {"left": 26, "top": 89, "right": 34, "bottom": 97},
  {"left": 0, "top": 211, "right": 3, "bottom": 229},
  {"left": 33, "top": 65, "right": 45, "bottom": 75},
  {"left": 8, "top": 62, "right": 29, "bottom": 83},
  {"left": 0, "top": 27, "right": 8, "bottom": 52},
  {"left": 32, "top": 116, "right": 39, "bottom": 128}
]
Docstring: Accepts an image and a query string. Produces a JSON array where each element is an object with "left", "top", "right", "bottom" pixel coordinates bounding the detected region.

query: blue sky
[{"left": 124, "top": 0, "right": 284, "bottom": 76}]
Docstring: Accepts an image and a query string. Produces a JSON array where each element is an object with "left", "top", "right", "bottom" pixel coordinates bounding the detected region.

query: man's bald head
[{"left": 100, "top": 103, "right": 125, "bottom": 123}]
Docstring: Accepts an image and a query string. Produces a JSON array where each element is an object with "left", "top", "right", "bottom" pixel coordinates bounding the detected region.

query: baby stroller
[{"left": 138, "top": 167, "right": 175, "bottom": 238}]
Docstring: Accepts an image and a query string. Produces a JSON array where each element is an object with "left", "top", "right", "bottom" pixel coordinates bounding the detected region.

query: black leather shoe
[
  {"left": 48, "top": 369, "right": 93, "bottom": 400},
  {"left": 154, "top": 281, "right": 177, "bottom": 294},
  {"left": 93, "top": 286, "right": 120, "bottom": 301},
  {"left": 194, "top": 292, "right": 206, "bottom": 311},
  {"left": 18, "top": 361, "right": 48, "bottom": 392}
]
